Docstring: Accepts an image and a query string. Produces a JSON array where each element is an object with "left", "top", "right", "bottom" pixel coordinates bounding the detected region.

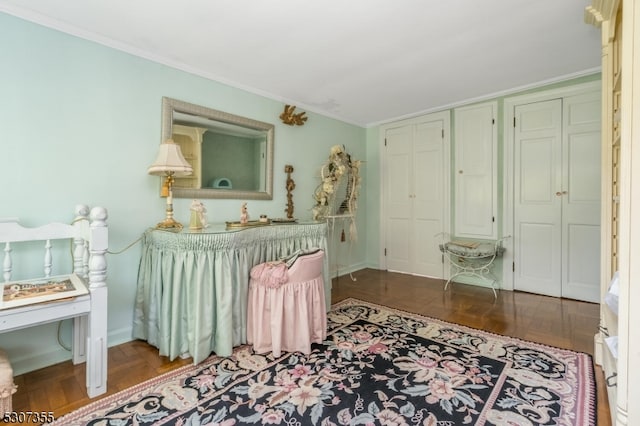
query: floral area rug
[{"left": 49, "top": 298, "right": 595, "bottom": 425}]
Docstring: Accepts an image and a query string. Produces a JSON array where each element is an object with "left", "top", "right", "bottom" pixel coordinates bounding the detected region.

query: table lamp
[{"left": 148, "top": 139, "right": 193, "bottom": 229}]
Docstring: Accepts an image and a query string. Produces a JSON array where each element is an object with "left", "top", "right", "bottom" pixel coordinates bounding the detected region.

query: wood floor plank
[{"left": 10, "top": 269, "right": 609, "bottom": 425}]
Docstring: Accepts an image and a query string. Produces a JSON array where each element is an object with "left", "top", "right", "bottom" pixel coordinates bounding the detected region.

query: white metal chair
[{"left": 439, "top": 235, "right": 509, "bottom": 298}]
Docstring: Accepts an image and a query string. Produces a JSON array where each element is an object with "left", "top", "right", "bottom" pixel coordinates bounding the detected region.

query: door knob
[{"left": 555, "top": 191, "right": 568, "bottom": 196}]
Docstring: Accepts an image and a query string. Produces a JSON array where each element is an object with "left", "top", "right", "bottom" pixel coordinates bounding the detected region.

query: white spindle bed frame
[{"left": 0, "top": 205, "right": 108, "bottom": 398}]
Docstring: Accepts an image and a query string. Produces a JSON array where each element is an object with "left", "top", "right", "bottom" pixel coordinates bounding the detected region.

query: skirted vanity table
[
  {"left": 136, "top": 97, "right": 354, "bottom": 366},
  {"left": 133, "top": 221, "right": 329, "bottom": 365}
]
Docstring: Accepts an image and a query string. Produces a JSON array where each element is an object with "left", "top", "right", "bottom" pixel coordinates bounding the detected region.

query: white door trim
[
  {"left": 379, "top": 111, "right": 451, "bottom": 273},
  {"left": 502, "top": 80, "right": 601, "bottom": 291}
]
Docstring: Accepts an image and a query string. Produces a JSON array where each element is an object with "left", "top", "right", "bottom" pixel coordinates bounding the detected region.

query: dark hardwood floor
[{"left": 12, "top": 269, "right": 609, "bottom": 424}]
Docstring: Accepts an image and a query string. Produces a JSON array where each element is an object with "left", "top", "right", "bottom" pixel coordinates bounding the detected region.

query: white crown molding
[{"left": 368, "top": 67, "right": 602, "bottom": 128}]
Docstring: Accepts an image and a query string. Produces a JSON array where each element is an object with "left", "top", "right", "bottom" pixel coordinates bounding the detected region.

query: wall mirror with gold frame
[{"left": 160, "top": 97, "right": 274, "bottom": 200}]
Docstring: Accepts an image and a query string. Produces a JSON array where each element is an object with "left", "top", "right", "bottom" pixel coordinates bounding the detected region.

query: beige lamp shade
[{"left": 148, "top": 139, "right": 193, "bottom": 176}]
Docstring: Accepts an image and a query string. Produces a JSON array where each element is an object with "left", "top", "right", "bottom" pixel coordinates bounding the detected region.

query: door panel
[
  {"left": 386, "top": 219, "right": 410, "bottom": 272},
  {"left": 385, "top": 126, "right": 412, "bottom": 272},
  {"left": 458, "top": 176, "right": 491, "bottom": 231},
  {"left": 414, "top": 122, "right": 445, "bottom": 277},
  {"left": 566, "top": 224, "right": 600, "bottom": 298},
  {"left": 514, "top": 99, "right": 562, "bottom": 297},
  {"left": 518, "top": 222, "right": 556, "bottom": 282},
  {"left": 568, "top": 133, "right": 601, "bottom": 202},
  {"left": 454, "top": 103, "right": 497, "bottom": 238},
  {"left": 520, "top": 138, "right": 554, "bottom": 203},
  {"left": 561, "top": 92, "right": 601, "bottom": 302}
]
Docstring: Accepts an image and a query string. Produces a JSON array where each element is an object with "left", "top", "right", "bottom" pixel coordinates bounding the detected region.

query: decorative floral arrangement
[{"left": 312, "top": 145, "right": 362, "bottom": 240}]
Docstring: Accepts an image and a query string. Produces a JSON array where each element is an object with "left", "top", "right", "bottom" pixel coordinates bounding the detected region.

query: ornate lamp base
[{"left": 156, "top": 217, "right": 183, "bottom": 230}]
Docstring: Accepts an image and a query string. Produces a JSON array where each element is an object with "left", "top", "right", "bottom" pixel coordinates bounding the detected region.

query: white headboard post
[
  {"left": 85, "top": 206, "right": 108, "bottom": 397},
  {"left": 88, "top": 207, "right": 108, "bottom": 289}
]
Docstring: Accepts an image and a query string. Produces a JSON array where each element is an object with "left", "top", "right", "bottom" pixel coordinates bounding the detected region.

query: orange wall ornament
[{"left": 279, "top": 105, "right": 308, "bottom": 126}]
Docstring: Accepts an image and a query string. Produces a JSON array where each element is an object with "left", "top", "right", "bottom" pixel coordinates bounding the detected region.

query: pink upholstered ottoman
[{"left": 0, "top": 349, "right": 17, "bottom": 417}]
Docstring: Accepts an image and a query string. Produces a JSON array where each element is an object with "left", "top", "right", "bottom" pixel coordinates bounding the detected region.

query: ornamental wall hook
[{"left": 280, "top": 104, "right": 308, "bottom": 126}]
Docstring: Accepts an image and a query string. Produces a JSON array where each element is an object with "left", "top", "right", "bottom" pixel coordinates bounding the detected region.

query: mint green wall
[
  {"left": 0, "top": 13, "right": 366, "bottom": 374},
  {"left": 364, "top": 126, "right": 382, "bottom": 267}
]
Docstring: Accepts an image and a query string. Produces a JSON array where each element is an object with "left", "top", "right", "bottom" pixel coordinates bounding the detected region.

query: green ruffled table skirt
[{"left": 133, "top": 222, "right": 329, "bottom": 364}]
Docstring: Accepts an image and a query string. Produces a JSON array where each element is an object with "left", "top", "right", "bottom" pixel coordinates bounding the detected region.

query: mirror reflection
[{"left": 161, "top": 97, "right": 274, "bottom": 200}]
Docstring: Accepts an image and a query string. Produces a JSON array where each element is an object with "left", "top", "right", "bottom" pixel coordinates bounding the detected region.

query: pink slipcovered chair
[{"left": 247, "top": 249, "right": 327, "bottom": 357}]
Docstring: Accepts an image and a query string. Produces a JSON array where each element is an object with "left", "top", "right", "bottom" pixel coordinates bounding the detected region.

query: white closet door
[
  {"left": 514, "top": 99, "right": 563, "bottom": 297},
  {"left": 385, "top": 125, "right": 413, "bottom": 273},
  {"left": 454, "top": 102, "right": 497, "bottom": 239},
  {"left": 413, "top": 121, "right": 446, "bottom": 277},
  {"left": 513, "top": 94, "right": 601, "bottom": 302},
  {"left": 561, "top": 92, "right": 601, "bottom": 302},
  {"left": 383, "top": 114, "right": 447, "bottom": 278}
]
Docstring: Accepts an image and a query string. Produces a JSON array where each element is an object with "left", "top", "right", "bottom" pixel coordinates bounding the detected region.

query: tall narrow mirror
[{"left": 160, "top": 97, "right": 274, "bottom": 200}]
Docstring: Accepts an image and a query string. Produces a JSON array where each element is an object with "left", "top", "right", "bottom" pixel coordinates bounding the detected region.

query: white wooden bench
[{"left": 0, "top": 205, "right": 108, "bottom": 398}]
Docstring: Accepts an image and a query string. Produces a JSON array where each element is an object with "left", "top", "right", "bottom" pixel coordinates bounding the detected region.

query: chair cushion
[{"left": 441, "top": 241, "right": 505, "bottom": 258}]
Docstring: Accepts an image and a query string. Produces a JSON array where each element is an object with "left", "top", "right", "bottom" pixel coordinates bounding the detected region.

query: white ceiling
[{"left": 0, "top": 0, "right": 602, "bottom": 127}]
